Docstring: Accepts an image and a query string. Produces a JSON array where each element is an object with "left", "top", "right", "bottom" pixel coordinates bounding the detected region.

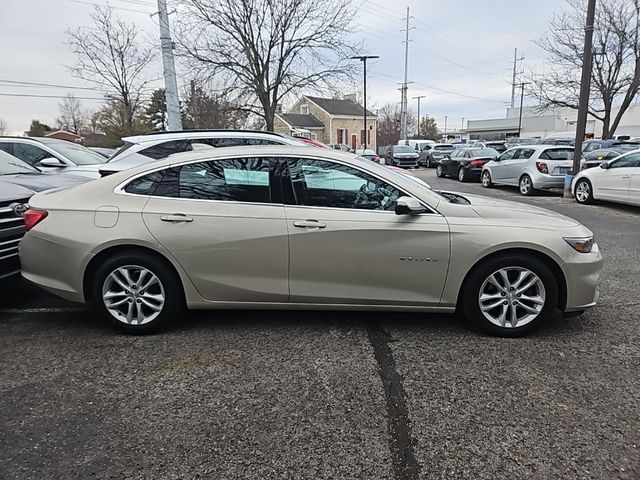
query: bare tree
[
  {"left": 56, "top": 94, "right": 87, "bottom": 133},
  {"left": 66, "top": 6, "right": 155, "bottom": 135},
  {"left": 529, "top": 0, "right": 640, "bottom": 138},
  {"left": 175, "top": 0, "right": 360, "bottom": 131},
  {"left": 0, "top": 118, "right": 6, "bottom": 136},
  {"left": 377, "top": 104, "right": 417, "bottom": 147},
  {"left": 183, "top": 80, "right": 249, "bottom": 129}
]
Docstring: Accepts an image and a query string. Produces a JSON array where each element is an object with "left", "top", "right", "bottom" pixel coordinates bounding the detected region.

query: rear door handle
[
  {"left": 293, "top": 220, "right": 326, "bottom": 229},
  {"left": 161, "top": 214, "right": 193, "bottom": 223}
]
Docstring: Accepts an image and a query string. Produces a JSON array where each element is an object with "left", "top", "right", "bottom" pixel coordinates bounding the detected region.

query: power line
[
  {"left": 0, "top": 93, "right": 106, "bottom": 100},
  {"left": 0, "top": 79, "right": 105, "bottom": 91},
  {"left": 65, "top": 0, "right": 151, "bottom": 14}
]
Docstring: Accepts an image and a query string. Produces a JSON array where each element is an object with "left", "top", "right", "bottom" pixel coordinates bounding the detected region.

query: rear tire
[
  {"left": 481, "top": 170, "right": 493, "bottom": 188},
  {"left": 436, "top": 164, "right": 445, "bottom": 177},
  {"left": 93, "top": 252, "right": 183, "bottom": 334},
  {"left": 462, "top": 254, "right": 558, "bottom": 337},
  {"left": 519, "top": 174, "right": 535, "bottom": 196},
  {"left": 458, "top": 167, "right": 468, "bottom": 182},
  {"left": 575, "top": 178, "right": 594, "bottom": 204}
]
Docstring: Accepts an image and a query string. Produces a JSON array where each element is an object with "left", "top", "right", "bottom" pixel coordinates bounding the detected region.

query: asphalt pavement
[{"left": 1, "top": 167, "right": 639, "bottom": 480}]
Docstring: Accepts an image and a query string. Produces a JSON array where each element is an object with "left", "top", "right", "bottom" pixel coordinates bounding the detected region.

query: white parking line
[{"left": 0, "top": 307, "right": 88, "bottom": 314}]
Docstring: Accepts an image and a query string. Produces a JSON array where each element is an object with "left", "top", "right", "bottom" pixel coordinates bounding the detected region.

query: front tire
[
  {"left": 519, "top": 174, "right": 535, "bottom": 196},
  {"left": 575, "top": 178, "right": 594, "bottom": 204},
  {"left": 481, "top": 170, "right": 493, "bottom": 188},
  {"left": 462, "top": 254, "right": 558, "bottom": 337},
  {"left": 93, "top": 252, "right": 183, "bottom": 334},
  {"left": 436, "top": 164, "right": 444, "bottom": 177}
]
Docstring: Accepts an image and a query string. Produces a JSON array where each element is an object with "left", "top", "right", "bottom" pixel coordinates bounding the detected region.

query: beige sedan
[{"left": 19, "top": 146, "right": 602, "bottom": 336}]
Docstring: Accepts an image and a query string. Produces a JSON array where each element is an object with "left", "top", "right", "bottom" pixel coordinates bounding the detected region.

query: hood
[
  {"left": 0, "top": 173, "right": 89, "bottom": 192},
  {"left": 448, "top": 192, "right": 581, "bottom": 228},
  {"left": 58, "top": 165, "right": 103, "bottom": 179},
  {"left": 0, "top": 181, "right": 35, "bottom": 203}
]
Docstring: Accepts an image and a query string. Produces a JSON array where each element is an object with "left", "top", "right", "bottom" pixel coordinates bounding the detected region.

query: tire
[
  {"left": 574, "top": 178, "right": 594, "bottom": 204},
  {"left": 481, "top": 170, "right": 493, "bottom": 188},
  {"left": 458, "top": 167, "right": 467, "bottom": 182},
  {"left": 436, "top": 164, "right": 445, "bottom": 177},
  {"left": 519, "top": 174, "right": 535, "bottom": 196},
  {"left": 462, "top": 254, "right": 558, "bottom": 337},
  {"left": 93, "top": 252, "right": 183, "bottom": 334}
]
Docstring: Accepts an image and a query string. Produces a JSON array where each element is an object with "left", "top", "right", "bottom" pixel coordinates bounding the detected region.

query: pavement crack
[{"left": 367, "top": 320, "right": 421, "bottom": 480}]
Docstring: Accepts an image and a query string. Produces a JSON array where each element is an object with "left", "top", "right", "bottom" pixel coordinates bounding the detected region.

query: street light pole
[
  {"left": 351, "top": 55, "right": 379, "bottom": 148},
  {"left": 412, "top": 95, "right": 426, "bottom": 137}
]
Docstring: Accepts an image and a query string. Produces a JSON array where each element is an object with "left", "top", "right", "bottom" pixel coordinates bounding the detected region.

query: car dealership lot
[{"left": 1, "top": 167, "right": 639, "bottom": 479}]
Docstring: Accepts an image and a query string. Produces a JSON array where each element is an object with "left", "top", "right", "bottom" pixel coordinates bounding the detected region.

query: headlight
[{"left": 564, "top": 237, "right": 594, "bottom": 253}]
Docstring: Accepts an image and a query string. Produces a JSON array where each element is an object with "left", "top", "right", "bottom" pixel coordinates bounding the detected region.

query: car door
[
  {"left": 596, "top": 152, "right": 640, "bottom": 203},
  {"left": 443, "top": 149, "right": 460, "bottom": 174},
  {"left": 490, "top": 148, "right": 516, "bottom": 183},
  {"left": 628, "top": 158, "right": 640, "bottom": 206},
  {"left": 138, "top": 156, "right": 290, "bottom": 303},
  {"left": 280, "top": 157, "right": 450, "bottom": 306}
]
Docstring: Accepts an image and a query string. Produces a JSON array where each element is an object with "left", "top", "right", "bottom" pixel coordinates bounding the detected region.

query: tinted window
[
  {"left": 124, "top": 170, "right": 166, "bottom": 195},
  {"left": 12, "top": 143, "right": 53, "bottom": 165},
  {"left": 539, "top": 148, "right": 574, "bottom": 160},
  {"left": 286, "top": 158, "right": 404, "bottom": 211},
  {"left": 141, "top": 140, "right": 193, "bottom": 160},
  {"left": 0, "top": 143, "right": 13, "bottom": 155},
  {"left": 178, "top": 158, "right": 271, "bottom": 203},
  {"left": 610, "top": 152, "right": 640, "bottom": 168},
  {"left": 435, "top": 145, "right": 454, "bottom": 151},
  {"left": 513, "top": 148, "right": 535, "bottom": 159}
]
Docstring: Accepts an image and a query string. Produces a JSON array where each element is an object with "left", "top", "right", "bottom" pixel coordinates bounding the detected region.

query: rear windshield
[
  {"left": 435, "top": 145, "right": 454, "bottom": 150},
  {"left": 540, "top": 148, "right": 574, "bottom": 160},
  {"left": 469, "top": 148, "right": 498, "bottom": 157}
]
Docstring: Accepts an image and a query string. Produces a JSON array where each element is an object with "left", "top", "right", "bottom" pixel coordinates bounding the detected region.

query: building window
[{"left": 300, "top": 104, "right": 309, "bottom": 114}]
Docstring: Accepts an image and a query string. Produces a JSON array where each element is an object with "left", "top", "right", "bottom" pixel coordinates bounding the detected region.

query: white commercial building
[{"left": 466, "top": 104, "right": 640, "bottom": 140}]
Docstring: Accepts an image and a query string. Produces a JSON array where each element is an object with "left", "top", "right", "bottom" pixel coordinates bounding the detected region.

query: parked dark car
[
  {"left": 581, "top": 139, "right": 640, "bottom": 153},
  {"left": 436, "top": 148, "right": 499, "bottom": 182},
  {"left": 582, "top": 147, "right": 638, "bottom": 169},
  {"left": 385, "top": 145, "right": 419, "bottom": 168},
  {"left": 419, "top": 143, "right": 455, "bottom": 167},
  {"left": 0, "top": 150, "right": 89, "bottom": 279}
]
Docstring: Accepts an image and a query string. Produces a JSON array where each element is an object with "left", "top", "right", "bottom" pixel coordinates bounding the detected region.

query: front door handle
[
  {"left": 621, "top": 176, "right": 631, "bottom": 179},
  {"left": 161, "top": 214, "right": 194, "bottom": 223},
  {"left": 293, "top": 220, "right": 326, "bottom": 229}
]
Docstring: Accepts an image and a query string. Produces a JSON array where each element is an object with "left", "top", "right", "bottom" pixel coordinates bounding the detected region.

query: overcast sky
[{"left": 0, "top": 0, "right": 566, "bottom": 134}]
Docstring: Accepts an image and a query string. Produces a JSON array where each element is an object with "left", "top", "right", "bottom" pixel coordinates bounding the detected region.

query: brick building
[{"left": 274, "top": 96, "right": 377, "bottom": 150}]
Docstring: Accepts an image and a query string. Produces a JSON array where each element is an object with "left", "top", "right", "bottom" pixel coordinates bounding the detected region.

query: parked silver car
[
  {"left": 481, "top": 146, "right": 581, "bottom": 196},
  {"left": 20, "top": 146, "right": 602, "bottom": 337}
]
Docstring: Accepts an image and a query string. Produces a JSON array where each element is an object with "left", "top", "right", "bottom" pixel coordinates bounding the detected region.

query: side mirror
[
  {"left": 39, "top": 157, "right": 65, "bottom": 168},
  {"left": 395, "top": 196, "right": 427, "bottom": 215},
  {"left": 600, "top": 162, "right": 610, "bottom": 169}
]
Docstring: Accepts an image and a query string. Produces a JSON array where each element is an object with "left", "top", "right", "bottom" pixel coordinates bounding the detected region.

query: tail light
[
  {"left": 23, "top": 209, "right": 48, "bottom": 232},
  {"left": 536, "top": 162, "right": 549, "bottom": 174},
  {"left": 469, "top": 159, "right": 487, "bottom": 168}
]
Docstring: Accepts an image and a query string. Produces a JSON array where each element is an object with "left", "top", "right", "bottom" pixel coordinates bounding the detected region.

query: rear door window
[{"left": 141, "top": 140, "right": 193, "bottom": 160}]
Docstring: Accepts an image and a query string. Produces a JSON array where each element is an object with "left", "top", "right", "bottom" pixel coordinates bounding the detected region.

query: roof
[
  {"left": 276, "top": 113, "right": 324, "bottom": 128},
  {"left": 304, "top": 96, "right": 375, "bottom": 116},
  {"left": 122, "top": 130, "right": 289, "bottom": 145},
  {"left": 45, "top": 130, "right": 82, "bottom": 137}
]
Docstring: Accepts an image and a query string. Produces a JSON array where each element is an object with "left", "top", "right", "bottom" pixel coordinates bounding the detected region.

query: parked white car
[
  {"left": 481, "top": 146, "right": 581, "bottom": 196},
  {"left": 572, "top": 149, "right": 640, "bottom": 207}
]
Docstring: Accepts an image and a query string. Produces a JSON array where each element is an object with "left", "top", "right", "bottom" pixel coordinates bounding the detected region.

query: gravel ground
[{"left": 1, "top": 167, "right": 638, "bottom": 479}]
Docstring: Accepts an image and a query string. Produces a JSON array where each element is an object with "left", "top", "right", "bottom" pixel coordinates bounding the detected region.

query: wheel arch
[
  {"left": 83, "top": 244, "right": 186, "bottom": 303},
  {"left": 456, "top": 247, "right": 567, "bottom": 312}
]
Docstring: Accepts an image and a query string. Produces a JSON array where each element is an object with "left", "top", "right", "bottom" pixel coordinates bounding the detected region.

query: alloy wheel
[
  {"left": 102, "top": 265, "right": 165, "bottom": 325},
  {"left": 436, "top": 165, "right": 443, "bottom": 177},
  {"left": 482, "top": 171, "right": 492, "bottom": 187},
  {"left": 519, "top": 176, "right": 532, "bottom": 195},
  {"left": 575, "top": 180, "right": 591, "bottom": 203},
  {"left": 478, "top": 267, "right": 546, "bottom": 328},
  {"left": 458, "top": 168, "right": 466, "bottom": 182}
]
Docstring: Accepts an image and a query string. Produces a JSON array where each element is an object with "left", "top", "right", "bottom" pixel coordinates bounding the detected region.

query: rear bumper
[
  {"left": 561, "top": 244, "right": 603, "bottom": 312},
  {"left": 465, "top": 168, "right": 483, "bottom": 179},
  {"left": 533, "top": 175, "right": 565, "bottom": 189}
]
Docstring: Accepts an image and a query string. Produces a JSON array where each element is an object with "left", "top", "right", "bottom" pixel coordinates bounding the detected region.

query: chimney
[{"left": 344, "top": 93, "right": 357, "bottom": 103}]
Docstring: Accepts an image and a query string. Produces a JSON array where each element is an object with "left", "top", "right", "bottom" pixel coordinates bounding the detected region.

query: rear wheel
[
  {"left": 458, "top": 167, "right": 468, "bottom": 182},
  {"left": 575, "top": 178, "right": 594, "bottom": 204},
  {"left": 93, "top": 252, "right": 183, "bottom": 334},
  {"left": 481, "top": 170, "right": 493, "bottom": 188},
  {"left": 436, "top": 164, "right": 445, "bottom": 177},
  {"left": 519, "top": 174, "right": 535, "bottom": 196},
  {"left": 462, "top": 254, "right": 558, "bottom": 337}
]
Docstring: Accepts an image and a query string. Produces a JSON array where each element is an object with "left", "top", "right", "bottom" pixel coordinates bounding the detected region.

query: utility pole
[
  {"left": 572, "top": 0, "right": 597, "bottom": 176},
  {"left": 157, "top": 0, "right": 182, "bottom": 131},
  {"left": 351, "top": 55, "right": 379, "bottom": 148},
  {"left": 400, "top": 7, "right": 413, "bottom": 141},
  {"left": 510, "top": 48, "right": 525, "bottom": 108},
  {"left": 444, "top": 115, "right": 448, "bottom": 139},
  {"left": 517, "top": 82, "right": 529, "bottom": 136},
  {"left": 412, "top": 95, "right": 426, "bottom": 137}
]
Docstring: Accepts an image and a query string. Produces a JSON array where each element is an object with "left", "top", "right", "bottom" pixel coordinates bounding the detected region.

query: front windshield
[
  {"left": 46, "top": 142, "right": 109, "bottom": 165},
  {"left": 0, "top": 150, "right": 39, "bottom": 174},
  {"left": 394, "top": 145, "right": 414, "bottom": 153}
]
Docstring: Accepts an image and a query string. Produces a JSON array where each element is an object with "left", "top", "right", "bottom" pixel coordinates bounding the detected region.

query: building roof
[
  {"left": 44, "top": 130, "right": 83, "bottom": 139},
  {"left": 277, "top": 113, "right": 324, "bottom": 128},
  {"left": 304, "top": 96, "right": 375, "bottom": 117}
]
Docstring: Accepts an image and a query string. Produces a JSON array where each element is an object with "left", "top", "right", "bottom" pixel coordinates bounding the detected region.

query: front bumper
[
  {"left": 393, "top": 158, "right": 419, "bottom": 168},
  {"left": 561, "top": 244, "right": 603, "bottom": 312}
]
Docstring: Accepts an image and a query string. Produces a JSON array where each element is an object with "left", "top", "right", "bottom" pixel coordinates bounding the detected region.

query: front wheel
[
  {"left": 481, "top": 170, "right": 493, "bottom": 188},
  {"left": 93, "top": 252, "right": 183, "bottom": 334},
  {"left": 436, "top": 164, "right": 444, "bottom": 177},
  {"left": 519, "top": 174, "right": 535, "bottom": 196},
  {"left": 462, "top": 254, "right": 558, "bottom": 337},
  {"left": 575, "top": 178, "right": 594, "bottom": 204}
]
